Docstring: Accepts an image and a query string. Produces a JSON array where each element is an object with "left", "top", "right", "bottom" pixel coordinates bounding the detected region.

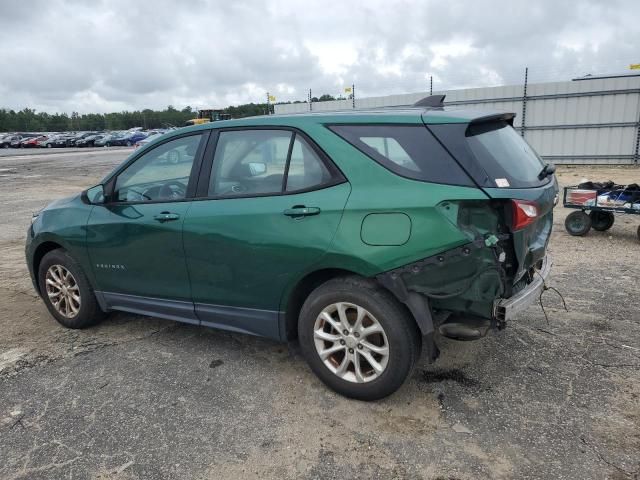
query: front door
[
  {"left": 86, "top": 132, "right": 206, "bottom": 321},
  {"left": 183, "top": 129, "right": 350, "bottom": 339}
]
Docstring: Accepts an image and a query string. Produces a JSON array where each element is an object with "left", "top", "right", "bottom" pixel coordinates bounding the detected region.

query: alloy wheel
[
  {"left": 313, "top": 302, "right": 389, "bottom": 383},
  {"left": 45, "top": 264, "right": 81, "bottom": 318}
]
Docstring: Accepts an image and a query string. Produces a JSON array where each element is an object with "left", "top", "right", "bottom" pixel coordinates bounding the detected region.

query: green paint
[
  {"left": 26, "top": 106, "right": 554, "bottom": 340},
  {"left": 361, "top": 213, "right": 412, "bottom": 246}
]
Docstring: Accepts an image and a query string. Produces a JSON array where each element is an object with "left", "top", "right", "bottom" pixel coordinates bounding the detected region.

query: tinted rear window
[
  {"left": 465, "top": 121, "right": 547, "bottom": 188},
  {"left": 329, "top": 125, "right": 473, "bottom": 186}
]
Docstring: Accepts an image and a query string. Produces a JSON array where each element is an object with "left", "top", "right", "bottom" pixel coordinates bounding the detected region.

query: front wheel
[
  {"left": 565, "top": 211, "right": 592, "bottom": 236},
  {"left": 298, "top": 276, "right": 421, "bottom": 401},
  {"left": 38, "top": 249, "right": 105, "bottom": 329}
]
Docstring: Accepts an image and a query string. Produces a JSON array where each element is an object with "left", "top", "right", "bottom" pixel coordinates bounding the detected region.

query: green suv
[{"left": 26, "top": 98, "right": 557, "bottom": 400}]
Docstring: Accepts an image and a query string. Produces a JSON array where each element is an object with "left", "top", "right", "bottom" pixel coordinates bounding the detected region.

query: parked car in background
[
  {"left": 21, "top": 136, "right": 47, "bottom": 148},
  {"left": 66, "top": 132, "right": 98, "bottom": 147},
  {"left": 39, "top": 134, "right": 67, "bottom": 148},
  {"left": 76, "top": 134, "right": 105, "bottom": 147},
  {"left": 37, "top": 135, "right": 55, "bottom": 148},
  {"left": 25, "top": 100, "right": 557, "bottom": 400},
  {"left": 134, "top": 132, "right": 163, "bottom": 148},
  {"left": 1, "top": 135, "right": 22, "bottom": 148},
  {"left": 11, "top": 137, "right": 26, "bottom": 148},
  {"left": 49, "top": 135, "right": 74, "bottom": 147},
  {"left": 109, "top": 131, "right": 147, "bottom": 147},
  {"left": 94, "top": 134, "right": 117, "bottom": 147}
]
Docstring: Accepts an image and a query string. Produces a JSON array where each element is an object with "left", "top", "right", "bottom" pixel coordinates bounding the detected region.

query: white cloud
[{"left": 0, "top": 0, "right": 638, "bottom": 113}]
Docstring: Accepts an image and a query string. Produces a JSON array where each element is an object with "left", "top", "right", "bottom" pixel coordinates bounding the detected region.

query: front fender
[{"left": 27, "top": 195, "right": 95, "bottom": 293}]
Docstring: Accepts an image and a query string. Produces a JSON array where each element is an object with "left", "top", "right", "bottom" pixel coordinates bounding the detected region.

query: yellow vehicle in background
[{"left": 185, "top": 109, "right": 231, "bottom": 127}]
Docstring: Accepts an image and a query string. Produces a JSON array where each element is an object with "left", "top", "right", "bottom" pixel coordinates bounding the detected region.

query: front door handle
[
  {"left": 283, "top": 206, "right": 321, "bottom": 218},
  {"left": 153, "top": 211, "right": 180, "bottom": 223}
]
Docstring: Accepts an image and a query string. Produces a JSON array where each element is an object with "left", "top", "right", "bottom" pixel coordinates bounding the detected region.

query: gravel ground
[{"left": 0, "top": 150, "right": 638, "bottom": 479}]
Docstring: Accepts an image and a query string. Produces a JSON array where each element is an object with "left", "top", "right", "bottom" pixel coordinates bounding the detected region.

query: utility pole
[
  {"left": 309, "top": 89, "right": 312, "bottom": 111},
  {"left": 521, "top": 67, "right": 528, "bottom": 137},
  {"left": 352, "top": 83, "right": 355, "bottom": 109},
  {"left": 266, "top": 92, "right": 270, "bottom": 115},
  {"left": 430, "top": 76, "right": 433, "bottom": 95}
]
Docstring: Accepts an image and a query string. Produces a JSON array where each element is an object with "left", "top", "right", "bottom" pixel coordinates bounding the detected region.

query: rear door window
[
  {"left": 285, "top": 135, "right": 332, "bottom": 192},
  {"left": 328, "top": 125, "right": 473, "bottom": 186},
  {"left": 208, "top": 130, "right": 291, "bottom": 197},
  {"left": 207, "top": 129, "right": 343, "bottom": 198}
]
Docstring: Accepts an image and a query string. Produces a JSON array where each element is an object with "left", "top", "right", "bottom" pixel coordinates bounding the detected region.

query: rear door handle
[
  {"left": 153, "top": 211, "right": 180, "bottom": 223},
  {"left": 283, "top": 206, "right": 321, "bottom": 217}
]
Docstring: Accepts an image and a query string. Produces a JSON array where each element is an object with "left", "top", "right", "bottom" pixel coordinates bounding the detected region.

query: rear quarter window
[
  {"left": 328, "top": 125, "right": 473, "bottom": 186},
  {"left": 428, "top": 120, "right": 549, "bottom": 189},
  {"left": 465, "top": 121, "right": 547, "bottom": 188}
]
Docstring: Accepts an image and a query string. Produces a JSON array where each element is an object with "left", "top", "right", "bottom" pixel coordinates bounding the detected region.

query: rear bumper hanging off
[{"left": 493, "top": 255, "right": 552, "bottom": 322}]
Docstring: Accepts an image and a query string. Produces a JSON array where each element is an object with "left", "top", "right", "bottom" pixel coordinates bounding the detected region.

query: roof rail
[{"left": 413, "top": 94, "right": 446, "bottom": 108}]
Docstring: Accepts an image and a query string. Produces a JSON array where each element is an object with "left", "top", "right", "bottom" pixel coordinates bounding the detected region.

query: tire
[
  {"left": 298, "top": 276, "right": 421, "bottom": 401},
  {"left": 565, "top": 211, "right": 592, "bottom": 236},
  {"left": 590, "top": 211, "right": 615, "bottom": 231},
  {"left": 38, "top": 249, "right": 105, "bottom": 329},
  {"left": 637, "top": 225, "right": 640, "bottom": 242}
]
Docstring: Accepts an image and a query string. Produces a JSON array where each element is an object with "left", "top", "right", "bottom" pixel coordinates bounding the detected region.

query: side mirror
[
  {"left": 248, "top": 162, "right": 267, "bottom": 176},
  {"left": 83, "top": 184, "right": 106, "bottom": 205}
]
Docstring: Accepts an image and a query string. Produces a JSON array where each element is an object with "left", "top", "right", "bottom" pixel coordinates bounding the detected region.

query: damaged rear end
[{"left": 379, "top": 112, "right": 557, "bottom": 347}]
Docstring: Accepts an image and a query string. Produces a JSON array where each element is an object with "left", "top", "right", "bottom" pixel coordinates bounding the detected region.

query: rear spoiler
[
  {"left": 469, "top": 112, "right": 515, "bottom": 126},
  {"left": 414, "top": 95, "right": 516, "bottom": 127}
]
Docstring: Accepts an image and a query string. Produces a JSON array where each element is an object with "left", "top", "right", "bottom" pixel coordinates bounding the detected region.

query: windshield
[{"left": 465, "top": 121, "right": 547, "bottom": 188}]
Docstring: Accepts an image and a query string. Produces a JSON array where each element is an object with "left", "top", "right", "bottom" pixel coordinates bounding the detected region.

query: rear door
[{"left": 183, "top": 128, "right": 350, "bottom": 339}]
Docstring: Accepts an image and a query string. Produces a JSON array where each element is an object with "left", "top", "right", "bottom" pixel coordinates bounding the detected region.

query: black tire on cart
[
  {"left": 590, "top": 211, "right": 615, "bottom": 231},
  {"left": 565, "top": 211, "right": 592, "bottom": 236}
]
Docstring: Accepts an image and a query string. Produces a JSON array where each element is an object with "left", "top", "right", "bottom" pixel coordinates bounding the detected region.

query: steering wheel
[{"left": 159, "top": 180, "right": 186, "bottom": 200}]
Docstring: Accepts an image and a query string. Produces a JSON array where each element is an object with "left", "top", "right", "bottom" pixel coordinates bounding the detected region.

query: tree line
[{"left": 0, "top": 94, "right": 341, "bottom": 132}]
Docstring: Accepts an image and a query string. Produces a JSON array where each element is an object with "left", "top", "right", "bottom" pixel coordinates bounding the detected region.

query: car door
[
  {"left": 86, "top": 132, "right": 207, "bottom": 322},
  {"left": 183, "top": 128, "right": 350, "bottom": 339}
]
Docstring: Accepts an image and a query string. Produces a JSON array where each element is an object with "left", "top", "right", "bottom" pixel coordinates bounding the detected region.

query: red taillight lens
[{"left": 512, "top": 200, "right": 538, "bottom": 230}]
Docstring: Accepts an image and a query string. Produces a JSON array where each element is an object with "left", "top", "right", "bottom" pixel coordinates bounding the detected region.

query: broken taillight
[{"left": 511, "top": 200, "right": 538, "bottom": 230}]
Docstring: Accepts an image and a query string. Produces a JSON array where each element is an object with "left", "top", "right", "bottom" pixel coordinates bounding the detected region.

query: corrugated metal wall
[{"left": 275, "top": 75, "right": 640, "bottom": 165}]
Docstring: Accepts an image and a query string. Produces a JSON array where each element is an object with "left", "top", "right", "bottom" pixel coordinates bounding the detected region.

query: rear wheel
[
  {"left": 565, "top": 211, "right": 592, "bottom": 236},
  {"left": 298, "top": 276, "right": 420, "bottom": 401},
  {"left": 38, "top": 249, "right": 105, "bottom": 329},
  {"left": 637, "top": 225, "right": 640, "bottom": 242},
  {"left": 590, "top": 211, "right": 615, "bottom": 231}
]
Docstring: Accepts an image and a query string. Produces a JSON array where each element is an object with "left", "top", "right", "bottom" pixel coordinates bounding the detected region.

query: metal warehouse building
[{"left": 274, "top": 73, "right": 640, "bottom": 165}]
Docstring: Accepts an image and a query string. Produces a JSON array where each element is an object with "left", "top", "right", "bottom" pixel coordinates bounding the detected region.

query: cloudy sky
[{"left": 1, "top": 0, "right": 639, "bottom": 114}]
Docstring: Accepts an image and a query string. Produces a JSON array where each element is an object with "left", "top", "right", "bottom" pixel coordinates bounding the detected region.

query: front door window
[{"left": 114, "top": 134, "right": 203, "bottom": 202}]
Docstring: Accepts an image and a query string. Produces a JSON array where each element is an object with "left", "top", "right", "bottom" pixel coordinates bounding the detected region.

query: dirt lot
[{"left": 0, "top": 150, "right": 638, "bottom": 479}]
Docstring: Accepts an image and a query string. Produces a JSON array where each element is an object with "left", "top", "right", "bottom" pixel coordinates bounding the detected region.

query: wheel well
[
  {"left": 32, "top": 241, "right": 64, "bottom": 291},
  {"left": 284, "top": 268, "right": 359, "bottom": 341}
]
